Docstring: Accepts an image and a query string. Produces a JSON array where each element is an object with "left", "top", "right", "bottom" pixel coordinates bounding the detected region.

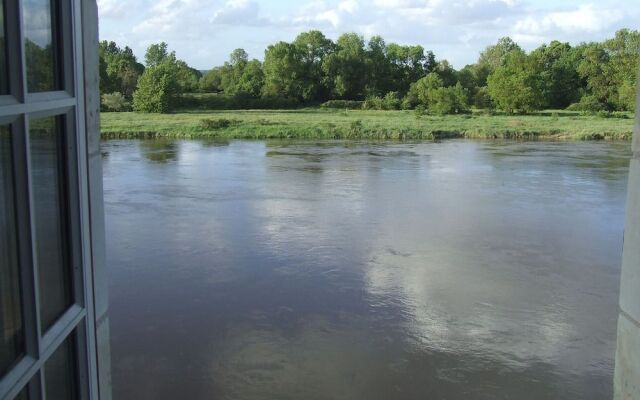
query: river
[{"left": 103, "top": 139, "right": 630, "bottom": 399}]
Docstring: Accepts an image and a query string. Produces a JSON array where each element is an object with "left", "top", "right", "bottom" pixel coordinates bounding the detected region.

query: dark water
[{"left": 103, "top": 140, "right": 630, "bottom": 400}]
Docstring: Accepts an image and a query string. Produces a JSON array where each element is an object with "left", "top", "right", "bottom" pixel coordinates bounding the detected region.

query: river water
[{"left": 102, "top": 139, "right": 630, "bottom": 400}]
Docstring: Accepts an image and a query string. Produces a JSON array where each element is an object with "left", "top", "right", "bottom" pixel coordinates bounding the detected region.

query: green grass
[{"left": 100, "top": 109, "right": 635, "bottom": 141}]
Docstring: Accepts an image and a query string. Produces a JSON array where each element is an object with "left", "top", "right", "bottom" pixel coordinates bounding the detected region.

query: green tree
[
  {"left": 322, "top": 33, "right": 367, "bottom": 99},
  {"left": 364, "top": 36, "right": 391, "bottom": 96},
  {"left": 476, "top": 37, "right": 522, "bottom": 86},
  {"left": 132, "top": 61, "right": 180, "bottom": 113},
  {"left": 386, "top": 43, "right": 433, "bottom": 94},
  {"left": 262, "top": 41, "right": 304, "bottom": 100},
  {"left": 145, "top": 42, "right": 171, "bottom": 67},
  {"left": 487, "top": 50, "right": 544, "bottom": 113},
  {"left": 406, "top": 72, "right": 444, "bottom": 107},
  {"left": 200, "top": 67, "right": 223, "bottom": 92},
  {"left": 293, "top": 30, "right": 334, "bottom": 101},
  {"left": 99, "top": 41, "right": 145, "bottom": 99},
  {"left": 530, "top": 41, "right": 582, "bottom": 109},
  {"left": 175, "top": 60, "right": 202, "bottom": 93}
]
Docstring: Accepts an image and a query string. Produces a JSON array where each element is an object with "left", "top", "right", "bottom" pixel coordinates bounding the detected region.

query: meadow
[{"left": 101, "top": 109, "right": 634, "bottom": 141}]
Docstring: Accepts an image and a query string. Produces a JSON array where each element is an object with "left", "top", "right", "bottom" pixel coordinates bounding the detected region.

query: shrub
[
  {"left": 596, "top": 111, "right": 630, "bottom": 119},
  {"left": 427, "top": 84, "right": 470, "bottom": 115},
  {"left": 472, "top": 87, "right": 493, "bottom": 109},
  {"left": 101, "top": 92, "right": 130, "bottom": 112},
  {"left": 362, "top": 96, "right": 384, "bottom": 110},
  {"left": 566, "top": 95, "right": 608, "bottom": 113},
  {"left": 199, "top": 118, "right": 241, "bottom": 129},
  {"left": 382, "top": 92, "right": 401, "bottom": 110},
  {"left": 320, "top": 100, "right": 363, "bottom": 110},
  {"left": 178, "top": 93, "right": 300, "bottom": 110}
]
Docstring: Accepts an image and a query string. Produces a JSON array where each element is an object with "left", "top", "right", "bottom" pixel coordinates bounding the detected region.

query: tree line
[{"left": 99, "top": 29, "right": 639, "bottom": 114}]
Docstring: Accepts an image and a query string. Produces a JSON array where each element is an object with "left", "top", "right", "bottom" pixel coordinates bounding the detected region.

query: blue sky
[{"left": 98, "top": 0, "right": 639, "bottom": 69}]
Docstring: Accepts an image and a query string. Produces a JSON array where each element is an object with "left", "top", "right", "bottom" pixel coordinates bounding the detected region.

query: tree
[
  {"left": 406, "top": 72, "right": 444, "bottom": 107},
  {"left": 175, "top": 60, "right": 202, "bottom": 93},
  {"left": 132, "top": 61, "right": 180, "bottom": 113},
  {"left": 322, "top": 33, "right": 367, "bottom": 99},
  {"left": 145, "top": 42, "right": 171, "bottom": 67},
  {"left": 293, "top": 30, "right": 334, "bottom": 101},
  {"left": 476, "top": 37, "right": 522, "bottom": 86},
  {"left": 229, "top": 48, "right": 249, "bottom": 66},
  {"left": 386, "top": 43, "right": 433, "bottom": 93},
  {"left": 263, "top": 41, "right": 304, "bottom": 100},
  {"left": 99, "top": 41, "right": 145, "bottom": 99},
  {"left": 200, "top": 67, "right": 223, "bottom": 92},
  {"left": 364, "top": 35, "right": 392, "bottom": 97},
  {"left": 487, "top": 50, "right": 544, "bottom": 113},
  {"left": 605, "top": 29, "right": 640, "bottom": 111},
  {"left": 530, "top": 41, "right": 582, "bottom": 109}
]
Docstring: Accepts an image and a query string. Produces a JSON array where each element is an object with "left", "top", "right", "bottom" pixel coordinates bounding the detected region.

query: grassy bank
[{"left": 101, "top": 109, "right": 635, "bottom": 141}]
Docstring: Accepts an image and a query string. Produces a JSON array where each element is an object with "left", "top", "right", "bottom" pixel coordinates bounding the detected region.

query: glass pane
[
  {"left": 16, "top": 385, "right": 29, "bottom": 400},
  {"left": 44, "top": 335, "right": 77, "bottom": 400},
  {"left": 0, "top": 125, "right": 24, "bottom": 378},
  {"left": 24, "top": 0, "right": 59, "bottom": 92},
  {"left": 0, "top": 0, "right": 8, "bottom": 94},
  {"left": 30, "top": 117, "right": 72, "bottom": 331}
]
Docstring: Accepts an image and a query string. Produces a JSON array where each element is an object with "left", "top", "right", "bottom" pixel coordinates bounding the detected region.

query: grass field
[{"left": 100, "top": 109, "right": 635, "bottom": 141}]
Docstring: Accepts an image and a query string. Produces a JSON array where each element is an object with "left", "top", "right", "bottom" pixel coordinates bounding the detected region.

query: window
[
  {"left": 0, "top": 0, "right": 107, "bottom": 399},
  {"left": 29, "top": 116, "right": 73, "bottom": 331},
  {"left": 0, "top": 124, "right": 24, "bottom": 379},
  {"left": 0, "top": 0, "right": 7, "bottom": 94},
  {"left": 23, "top": 0, "right": 60, "bottom": 92}
]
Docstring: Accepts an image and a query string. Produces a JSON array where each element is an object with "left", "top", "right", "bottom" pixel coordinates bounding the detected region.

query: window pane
[
  {"left": 44, "top": 335, "right": 78, "bottom": 400},
  {"left": 0, "top": 125, "right": 24, "bottom": 378},
  {"left": 0, "top": 0, "right": 8, "bottom": 94},
  {"left": 16, "top": 385, "right": 29, "bottom": 400},
  {"left": 24, "top": 0, "right": 59, "bottom": 92},
  {"left": 30, "top": 117, "right": 72, "bottom": 331}
]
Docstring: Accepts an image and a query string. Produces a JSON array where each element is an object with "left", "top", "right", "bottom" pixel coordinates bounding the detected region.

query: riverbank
[{"left": 100, "top": 109, "right": 634, "bottom": 140}]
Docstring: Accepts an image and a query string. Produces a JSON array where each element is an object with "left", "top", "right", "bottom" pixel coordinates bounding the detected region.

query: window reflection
[
  {"left": 44, "top": 335, "right": 78, "bottom": 400},
  {"left": 24, "top": 0, "right": 59, "bottom": 92},
  {"left": 0, "top": 0, "right": 8, "bottom": 94},
  {"left": 0, "top": 125, "right": 24, "bottom": 379},
  {"left": 29, "top": 117, "right": 72, "bottom": 331}
]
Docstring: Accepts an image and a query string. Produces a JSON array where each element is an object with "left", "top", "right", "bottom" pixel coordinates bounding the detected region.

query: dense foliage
[{"left": 100, "top": 29, "right": 640, "bottom": 114}]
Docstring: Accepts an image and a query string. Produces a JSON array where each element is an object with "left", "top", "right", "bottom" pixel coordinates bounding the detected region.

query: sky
[{"left": 97, "top": 0, "right": 639, "bottom": 70}]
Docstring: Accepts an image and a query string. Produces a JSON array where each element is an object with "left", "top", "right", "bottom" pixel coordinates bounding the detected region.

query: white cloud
[
  {"left": 97, "top": 0, "right": 126, "bottom": 18},
  {"left": 514, "top": 4, "right": 624, "bottom": 36},
  {"left": 98, "top": 0, "right": 639, "bottom": 69},
  {"left": 212, "top": 0, "right": 265, "bottom": 25}
]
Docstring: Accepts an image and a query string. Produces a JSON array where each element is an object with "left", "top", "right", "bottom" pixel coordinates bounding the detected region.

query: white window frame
[{"left": 0, "top": 0, "right": 109, "bottom": 399}]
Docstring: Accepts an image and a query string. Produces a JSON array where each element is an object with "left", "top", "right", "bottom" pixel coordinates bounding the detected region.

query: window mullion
[{"left": 14, "top": 115, "right": 44, "bottom": 359}]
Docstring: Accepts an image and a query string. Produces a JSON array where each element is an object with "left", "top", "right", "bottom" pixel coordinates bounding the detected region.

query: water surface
[{"left": 103, "top": 140, "right": 630, "bottom": 400}]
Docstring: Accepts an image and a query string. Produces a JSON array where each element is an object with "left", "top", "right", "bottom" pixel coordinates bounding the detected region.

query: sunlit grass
[{"left": 100, "top": 109, "right": 634, "bottom": 140}]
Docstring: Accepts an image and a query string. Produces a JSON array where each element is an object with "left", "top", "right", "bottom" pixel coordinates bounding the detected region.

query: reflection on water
[{"left": 103, "top": 140, "right": 630, "bottom": 400}]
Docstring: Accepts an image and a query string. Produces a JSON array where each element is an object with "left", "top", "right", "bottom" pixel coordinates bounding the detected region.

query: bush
[
  {"left": 596, "top": 111, "right": 630, "bottom": 119},
  {"left": 320, "top": 100, "right": 363, "bottom": 109},
  {"left": 472, "top": 87, "right": 493, "bottom": 109},
  {"left": 427, "top": 84, "right": 470, "bottom": 115},
  {"left": 362, "top": 96, "right": 384, "bottom": 110},
  {"left": 178, "top": 93, "right": 300, "bottom": 110},
  {"left": 199, "top": 118, "right": 241, "bottom": 129},
  {"left": 566, "top": 95, "right": 608, "bottom": 113},
  {"left": 382, "top": 92, "right": 401, "bottom": 110},
  {"left": 101, "top": 92, "right": 130, "bottom": 112}
]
